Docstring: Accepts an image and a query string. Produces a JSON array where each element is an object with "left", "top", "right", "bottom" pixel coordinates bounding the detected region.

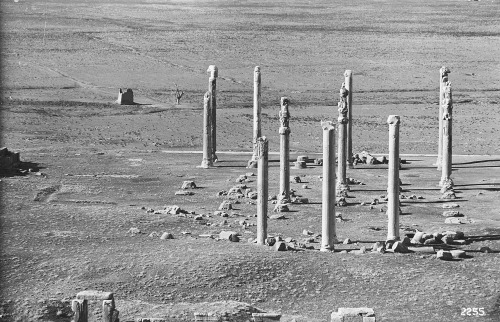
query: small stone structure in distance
[
  {"left": 117, "top": 88, "right": 134, "bottom": 105},
  {"left": 0, "top": 147, "right": 20, "bottom": 171}
]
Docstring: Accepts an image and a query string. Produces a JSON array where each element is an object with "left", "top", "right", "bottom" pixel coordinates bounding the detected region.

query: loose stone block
[
  {"left": 270, "top": 214, "right": 286, "bottom": 220},
  {"left": 294, "top": 160, "right": 307, "bottom": 169},
  {"left": 296, "top": 155, "right": 308, "bottom": 163},
  {"left": 265, "top": 237, "right": 276, "bottom": 246},
  {"left": 252, "top": 313, "right": 281, "bottom": 322},
  {"left": 181, "top": 181, "right": 196, "bottom": 189},
  {"left": 290, "top": 176, "right": 301, "bottom": 183},
  {"left": 274, "top": 241, "right": 287, "bottom": 251},
  {"left": 76, "top": 290, "right": 114, "bottom": 301},
  {"left": 218, "top": 200, "right": 233, "bottom": 211},
  {"left": 443, "top": 203, "right": 460, "bottom": 209},
  {"left": 219, "top": 231, "right": 239, "bottom": 242},
  {"left": 391, "top": 241, "right": 409, "bottom": 253},
  {"left": 337, "top": 197, "right": 347, "bottom": 207},
  {"left": 445, "top": 217, "right": 467, "bottom": 224},
  {"left": 442, "top": 210, "right": 462, "bottom": 217},
  {"left": 436, "top": 250, "right": 453, "bottom": 260},
  {"left": 450, "top": 250, "right": 466, "bottom": 259},
  {"left": 273, "top": 204, "right": 289, "bottom": 212}
]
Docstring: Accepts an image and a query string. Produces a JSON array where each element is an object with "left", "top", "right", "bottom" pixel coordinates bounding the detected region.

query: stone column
[
  {"left": 72, "top": 299, "right": 88, "bottom": 322},
  {"left": 278, "top": 97, "right": 291, "bottom": 204},
  {"left": 207, "top": 65, "right": 218, "bottom": 162},
  {"left": 437, "top": 66, "right": 450, "bottom": 168},
  {"left": 321, "top": 121, "right": 337, "bottom": 251},
  {"left": 344, "top": 70, "right": 354, "bottom": 169},
  {"left": 248, "top": 66, "right": 262, "bottom": 168},
  {"left": 440, "top": 82, "right": 453, "bottom": 188},
  {"left": 199, "top": 91, "right": 213, "bottom": 168},
  {"left": 256, "top": 137, "right": 269, "bottom": 245},
  {"left": 336, "top": 83, "right": 349, "bottom": 196},
  {"left": 387, "top": 115, "right": 401, "bottom": 241}
]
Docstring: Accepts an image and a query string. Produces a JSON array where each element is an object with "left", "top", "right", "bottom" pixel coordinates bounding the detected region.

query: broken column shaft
[
  {"left": 256, "top": 137, "right": 269, "bottom": 245},
  {"left": 387, "top": 115, "right": 401, "bottom": 241},
  {"left": 278, "top": 97, "right": 291, "bottom": 204},
  {"left": 321, "top": 121, "right": 337, "bottom": 251},
  {"left": 207, "top": 65, "right": 218, "bottom": 162},
  {"left": 248, "top": 66, "right": 262, "bottom": 168},
  {"left": 337, "top": 83, "right": 349, "bottom": 196},
  {"left": 440, "top": 82, "right": 453, "bottom": 188},
  {"left": 437, "top": 66, "right": 450, "bottom": 168},
  {"left": 344, "top": 70, "right": 354, "bottom": 169},
  {"left": 200, "top": 91, "right": 212, "bottom": 168}
]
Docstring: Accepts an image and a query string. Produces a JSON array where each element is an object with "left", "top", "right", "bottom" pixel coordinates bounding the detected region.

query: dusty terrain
[{"left": 1, "top": 0, "right": 500, "bottom": 321}]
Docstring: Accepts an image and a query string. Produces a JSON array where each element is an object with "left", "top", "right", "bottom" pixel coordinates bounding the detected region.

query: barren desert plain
[{"left": 1, "top": 0, "right": 500, "bottom": 321}]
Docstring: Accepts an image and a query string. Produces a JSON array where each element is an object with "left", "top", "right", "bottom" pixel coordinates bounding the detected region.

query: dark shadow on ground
[
  {"left": 0, "top": 161, "right": 45, "bottom": 178},
  {"left": 453, "top": 159, "right": 500, "bottom": 166}
]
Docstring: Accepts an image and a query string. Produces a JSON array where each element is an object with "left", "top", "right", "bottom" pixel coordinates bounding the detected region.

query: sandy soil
[{"left": 1, "top": 0, "right": 499, "bottom": 321}]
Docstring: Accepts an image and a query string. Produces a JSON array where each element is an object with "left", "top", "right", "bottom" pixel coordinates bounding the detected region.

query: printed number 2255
[{"left": 461, "top": 308, "right": 485, "bottom": 316}]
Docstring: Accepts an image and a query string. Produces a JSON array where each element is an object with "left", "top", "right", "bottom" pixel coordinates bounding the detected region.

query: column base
[{"left": 198, "top": 160, "right": 213, "bottom": 169}]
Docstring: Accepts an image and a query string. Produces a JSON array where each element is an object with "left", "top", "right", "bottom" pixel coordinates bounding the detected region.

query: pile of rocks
[{"left": 409, "top": 230, "right": 467, "bottom": 246}]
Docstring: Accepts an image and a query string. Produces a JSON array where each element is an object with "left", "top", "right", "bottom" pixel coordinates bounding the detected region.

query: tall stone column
[
  {"left": 256, "top": 137, "right": 269, "bottom": 245},
  {"left": 437, "top": 66, "right": 450, "bottom": 168},
  {"left": 207, "top": 65, "right": 218, "bottom": 162},
  {"left": 278, "top": 97, "right": 291, "bottom": 204},
  {"left": 387, "top": 115, "right": 401, "bottom": 241},
  {"left": 199, "top": 91, "right": 212, "bottom": 168},
  {"left": 336, "top": 83, "right": 349, "bottom": 196},
  {"left": 440, "top": 82, "right": 453, "bottom": 188},
  {"left": 248, "top": 66, "right": 262, "bottom": 168},
  {"left": 321, "top": 121, "right": 337, "bottom": 252},
  {"left": 344, "top": 70, "right": 354, "bottom": 169}
]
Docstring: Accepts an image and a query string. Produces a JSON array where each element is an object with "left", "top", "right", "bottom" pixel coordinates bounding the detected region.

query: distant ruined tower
[{"left": 117, "top": 89, "right": 134, "bottom": 105}]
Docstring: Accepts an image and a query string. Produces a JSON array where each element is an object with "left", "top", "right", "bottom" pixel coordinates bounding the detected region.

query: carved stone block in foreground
[
  {"left": 252, "top": 313, "right": 281, "bottom": 322},
  {"left": 331, "top": 307, "right": 375, "bottom": 322},
  {"left": 117, "top": 88, "right": 134, "bottom": 105}
]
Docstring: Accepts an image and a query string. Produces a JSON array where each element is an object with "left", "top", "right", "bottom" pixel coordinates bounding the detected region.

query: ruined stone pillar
[
  {"left": 437, "top": 66, "right": 450, "bottom": 168},
  {"left": 278, "top": 97, "right": 291, "bottom": 204},
  {"left": 72, "top": 299, "right": 88, "bottom": 322},
  {"left": 256, "top": 137, "right": 269, "bottom": 245},
  {"left": 207, "top": 65, "right": 218, "bottom": 162},
  {"left": 336, "top": 83, "right": 349, "bottom": 196},
  {"left": 344, "top": 70, "right": 354, "bottom": 169},
  {"left": 321, "top": 121, "right": 337, "bottom": 251},
  {"left": 200, "top": 91, "right": 213, "bottom": 168},
  {"left": 248, "top": 66, "right": 262, "bottom": 168},
  {"left": 440, "top": 82, "right": 453, "bottom": 188},
  {"left": 387, "top": 115, "right": 401, "bottom": 241}
]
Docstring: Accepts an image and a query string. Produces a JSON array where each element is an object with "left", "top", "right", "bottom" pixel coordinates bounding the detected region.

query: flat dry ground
[{"left": 1, "top": 0, "right": 499, "bottom": 321}]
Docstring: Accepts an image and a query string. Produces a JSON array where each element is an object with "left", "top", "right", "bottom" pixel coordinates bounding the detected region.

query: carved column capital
[
  {"left": 344, "top": 70, "right": 352, "bottom": 78},
  {"left": 254, "top": 66, "right": 261, "bottom": 82},
  {"left": 256, "top": 137, "right": 268, "bottom": 159},
  {"left": 440, "top": 66, "right": 450, "bottom": 78},
  {"left": 387, "top": 115, "right": 401, "bottom": 126},
  {"left": 321, "top": 120, "right": 335, "bottom": 131},
  {"left": 207, "top": 65, "right": 218, "bottom": 78}
]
